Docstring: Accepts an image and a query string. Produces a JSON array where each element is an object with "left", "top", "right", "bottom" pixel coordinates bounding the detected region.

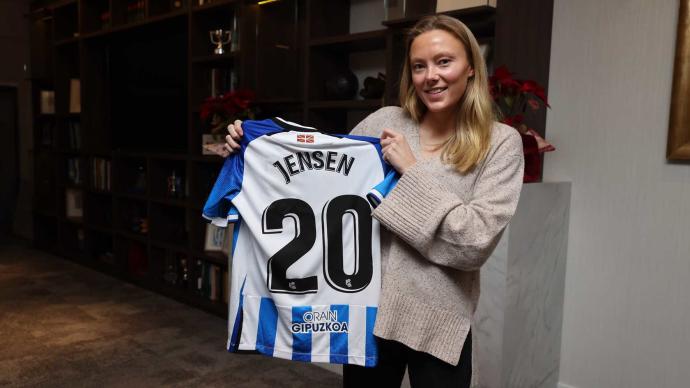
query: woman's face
[{"left": 409, "top": 29, "right": 474, "bottom": 116}]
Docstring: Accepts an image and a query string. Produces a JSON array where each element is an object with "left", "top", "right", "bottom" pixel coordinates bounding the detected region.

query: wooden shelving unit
[{"left": 29, "top": 0, "right": 552, "bottom": 318}]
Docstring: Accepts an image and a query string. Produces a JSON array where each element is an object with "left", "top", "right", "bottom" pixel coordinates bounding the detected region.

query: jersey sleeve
[
  {"left": 366, "top": 169, "right": 399, "bottom": 208},
  {"left": 202, "top": 154, "right": 244, "bottom": 227}
]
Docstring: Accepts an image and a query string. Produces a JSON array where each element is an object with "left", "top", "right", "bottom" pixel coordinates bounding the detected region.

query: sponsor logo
[{"left": 291, "top": 309, "right": 349, "bottom": 334}]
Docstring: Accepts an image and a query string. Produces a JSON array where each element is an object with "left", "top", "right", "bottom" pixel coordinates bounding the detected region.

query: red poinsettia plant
[
  {"left": 199, "top": 89, "right": 256, "bottom": 134},
  {"left": 489, "top": 65, "right": 555, "bottom": 182}
]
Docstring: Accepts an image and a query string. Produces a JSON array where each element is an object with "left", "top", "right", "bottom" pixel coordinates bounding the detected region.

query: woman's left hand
[{"left": 380, "top": 128, "right": 417, "bottom": 174}]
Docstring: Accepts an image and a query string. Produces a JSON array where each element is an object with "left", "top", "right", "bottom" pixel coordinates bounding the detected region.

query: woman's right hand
[{"left": 223, "top": 119, "right": 244, "bottom": 156}]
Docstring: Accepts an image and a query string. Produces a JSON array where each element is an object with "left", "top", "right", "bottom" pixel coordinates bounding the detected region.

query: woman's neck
[{"left": 420, "top": 110, "right": 456, "bottom": 142}]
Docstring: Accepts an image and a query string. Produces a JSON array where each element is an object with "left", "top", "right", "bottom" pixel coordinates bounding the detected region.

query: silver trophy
[{"left": 209, "top": 29, "right": 232, "bottom": 55}]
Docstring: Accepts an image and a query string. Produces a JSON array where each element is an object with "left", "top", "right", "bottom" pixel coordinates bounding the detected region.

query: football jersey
[{"left": 202, "top": 117, "right": 396, "bottom": 367}]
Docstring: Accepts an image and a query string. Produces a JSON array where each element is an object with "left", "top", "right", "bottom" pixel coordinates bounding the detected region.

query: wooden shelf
[
  {"left": 115, "top": 229, "right": 148, "bottom": 243},
  {"left": 309, "top": 29, "right": 387, "bottom": 52},
  {"left": 150, "top": 196, "right": 188, "bottom": 208},
  {"left": 81, "top": 8, "right": 188, "bottom": 40},
  {"left": 192, "top": 0, "right": 240, "bottom": 13},
  {"left": 199, "top": 250, "right": 228, "bottom": 267},
  {"left": 191, "top": 52, "right": 238, "bottom": 65},
  {"left": 54, "top": 36, "right": 79, "bottom": 47},
  {"left": 149, "top": 238, "right": 188, "bottom": 253},
  {"left": 114, "top": 192, "right": 148, "bottom": 202}
]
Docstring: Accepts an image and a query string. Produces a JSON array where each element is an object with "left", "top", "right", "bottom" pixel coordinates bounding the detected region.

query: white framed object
[
  {"left": 204, "top": 223, "right": 233, "bottom": 256},
  {"left": 436, "top": 0, "right": 496, "bottom": 13}
]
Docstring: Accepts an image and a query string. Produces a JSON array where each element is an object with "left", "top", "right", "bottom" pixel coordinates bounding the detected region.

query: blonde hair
[{"left": 399, "top": 15, "right": 495, "bottom": 173}]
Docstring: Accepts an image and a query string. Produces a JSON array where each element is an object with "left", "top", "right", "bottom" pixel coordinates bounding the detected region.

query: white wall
[{"left": 545, "top": 1, "right": 690, "bottom": 387}]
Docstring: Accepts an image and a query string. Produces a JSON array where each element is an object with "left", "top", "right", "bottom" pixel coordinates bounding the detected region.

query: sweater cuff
[{"left": 371, "top": 161, "right": 461, "bottom": 246}]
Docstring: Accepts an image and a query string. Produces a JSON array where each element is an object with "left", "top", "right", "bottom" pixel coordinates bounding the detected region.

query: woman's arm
[{"left": 372, "top": 130, "right": 524, "bottom": 271}]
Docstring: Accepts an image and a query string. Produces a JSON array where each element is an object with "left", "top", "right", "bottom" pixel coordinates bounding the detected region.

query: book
[
  {"left": 69, "top": 79, "right": 81, "bottom": 113},
  {"left": 40, "top": 90, "right": 55, "bottom": 114}
]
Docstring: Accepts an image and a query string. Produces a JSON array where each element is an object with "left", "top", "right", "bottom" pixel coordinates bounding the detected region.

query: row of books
[
  {"left": 198, "top": 260, "right": 229, "bottom": 303},
  {"left": 163, "top": 254, "right": 229, "bottom": 304}
]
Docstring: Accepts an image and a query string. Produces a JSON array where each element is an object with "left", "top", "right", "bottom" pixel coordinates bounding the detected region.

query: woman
[{"left": 223, "top": 15, "right": 524, "bottom": 388}]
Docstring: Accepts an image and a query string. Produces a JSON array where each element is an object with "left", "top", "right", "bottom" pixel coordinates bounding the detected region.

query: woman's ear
[{"left": 468, "top": 67, "right": 475, "bottom": 78}]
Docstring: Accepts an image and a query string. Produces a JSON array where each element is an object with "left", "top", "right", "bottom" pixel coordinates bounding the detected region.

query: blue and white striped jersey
[{"left": 203, "top": 117, "right": 396, "bottom": 367}]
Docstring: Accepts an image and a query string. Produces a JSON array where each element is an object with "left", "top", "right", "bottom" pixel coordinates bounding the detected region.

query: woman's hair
[{"left": 399, "top": 15, "right": 495, "bottom": 173}]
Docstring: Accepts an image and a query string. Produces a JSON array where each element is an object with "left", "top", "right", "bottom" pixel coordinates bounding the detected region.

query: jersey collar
[{"left": 271, "top": 117, "right": 318, "bottom": 132}]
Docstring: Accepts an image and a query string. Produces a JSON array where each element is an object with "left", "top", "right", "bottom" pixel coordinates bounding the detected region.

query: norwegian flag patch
[{"left": 297, "top": 134, "right": 314, "bottom": 143}]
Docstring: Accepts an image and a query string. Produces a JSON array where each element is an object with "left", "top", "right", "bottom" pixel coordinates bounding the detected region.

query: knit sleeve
[{"left": 371, "top": 130, "right": 525, "bottom": 271}]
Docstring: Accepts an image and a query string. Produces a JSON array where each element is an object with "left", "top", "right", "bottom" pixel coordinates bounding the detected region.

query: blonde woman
[{"left": 224, "top": 15, "right": 524, "bottom": 388}]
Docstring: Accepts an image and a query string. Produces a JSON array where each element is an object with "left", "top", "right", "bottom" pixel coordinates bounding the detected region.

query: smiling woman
[{"left": 222, "top": 14, "right": 525, "bottom": 388}]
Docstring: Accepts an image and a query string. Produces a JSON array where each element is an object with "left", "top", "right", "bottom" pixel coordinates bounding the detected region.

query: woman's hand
[
  {"left": 223, "top": 119, "right": 244, "bottom": 157},
  {"left": 380, "top": 128, "right": 417, "bottom": 174}
]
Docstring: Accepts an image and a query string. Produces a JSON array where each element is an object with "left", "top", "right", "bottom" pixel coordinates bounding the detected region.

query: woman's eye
[
  {"left": 439, "top": 59, "right": 451, "bottom": 66},
  {"left": 412, "top": 63, "right": 425, "bottom": 71}
]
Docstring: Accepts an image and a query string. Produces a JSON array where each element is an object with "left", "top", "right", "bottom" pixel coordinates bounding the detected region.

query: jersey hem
[{"left": 227, "top": 341, "right": 377, "bottom": 366}]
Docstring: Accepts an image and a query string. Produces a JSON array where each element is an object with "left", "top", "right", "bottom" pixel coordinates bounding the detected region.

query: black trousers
[{"left": 343, "top": 331, "right": 472, "bottom": 388}]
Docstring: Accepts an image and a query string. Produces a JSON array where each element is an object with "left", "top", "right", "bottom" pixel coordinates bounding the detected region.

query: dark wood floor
[{"left": 0, "top": 240, "right": 341, "bottom": 387}]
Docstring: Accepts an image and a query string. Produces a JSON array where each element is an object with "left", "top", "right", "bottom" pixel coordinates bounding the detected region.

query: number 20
[{"left": 261, "top": 195, "right": 373, "bottom": 294}]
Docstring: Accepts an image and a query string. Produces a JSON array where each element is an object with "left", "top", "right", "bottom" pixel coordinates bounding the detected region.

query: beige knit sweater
[{"left": 351, "top": 106, "right": 524, "bottom": 385}]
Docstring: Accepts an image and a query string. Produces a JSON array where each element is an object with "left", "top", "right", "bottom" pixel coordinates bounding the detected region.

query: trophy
[{"left": 209, "top": 29, "right": 232, "bottom": 55}]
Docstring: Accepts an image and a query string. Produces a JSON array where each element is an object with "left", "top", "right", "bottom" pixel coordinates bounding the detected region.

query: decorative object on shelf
[
  {"left": 325, "top": 69, "right": 358, "bottom": 100},
  {"left": 167, "top": 170, "right": 184, "bottom": 198},
  {"left": 65, "top": 188, "right": 83, "bottom": 219},
  {"left": 179, "top": 256, "right": 190, "bottom": 288},
  {"left": 489, "top": 65, "right": 554, "bottom": 183},
  {"left": 204, "top": 223, "right": 232, "bottom": 256},
  {"left": 200, "top": 89, "right": 255, "bottom": 155},
  {"left": 195, "top": 259, "right": 204, "bottom": 294},
  {"left": 130, "top": 216, "right": 148, "bottom": 234},
  {"left": 163, "top": 254, "right": 179, "bottom": 285},
  {"left": 172, "top": 0, "right": 187, "bottom": 9},
  {"left": 69, "top": 79, "right": 80, "bottom": 114},
  {"left": 436, "top": 0, "right": 496, "bottom": 13},
  {"left": 360, "top": 73, "right": 386, "bottom": 99},
  {"left": 39, "top": 90, "right": 55, "bottom": 114},
  {"left": 210, "top": 29, "right": 232, "bottom": 55},
  {"left": 667, "top": 0, "right": 690, "bottom": 160}
]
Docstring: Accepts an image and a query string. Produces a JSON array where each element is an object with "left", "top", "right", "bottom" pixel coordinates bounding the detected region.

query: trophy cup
[{"left": 209, "top": 29, "right": 232, "bottom": 55}]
